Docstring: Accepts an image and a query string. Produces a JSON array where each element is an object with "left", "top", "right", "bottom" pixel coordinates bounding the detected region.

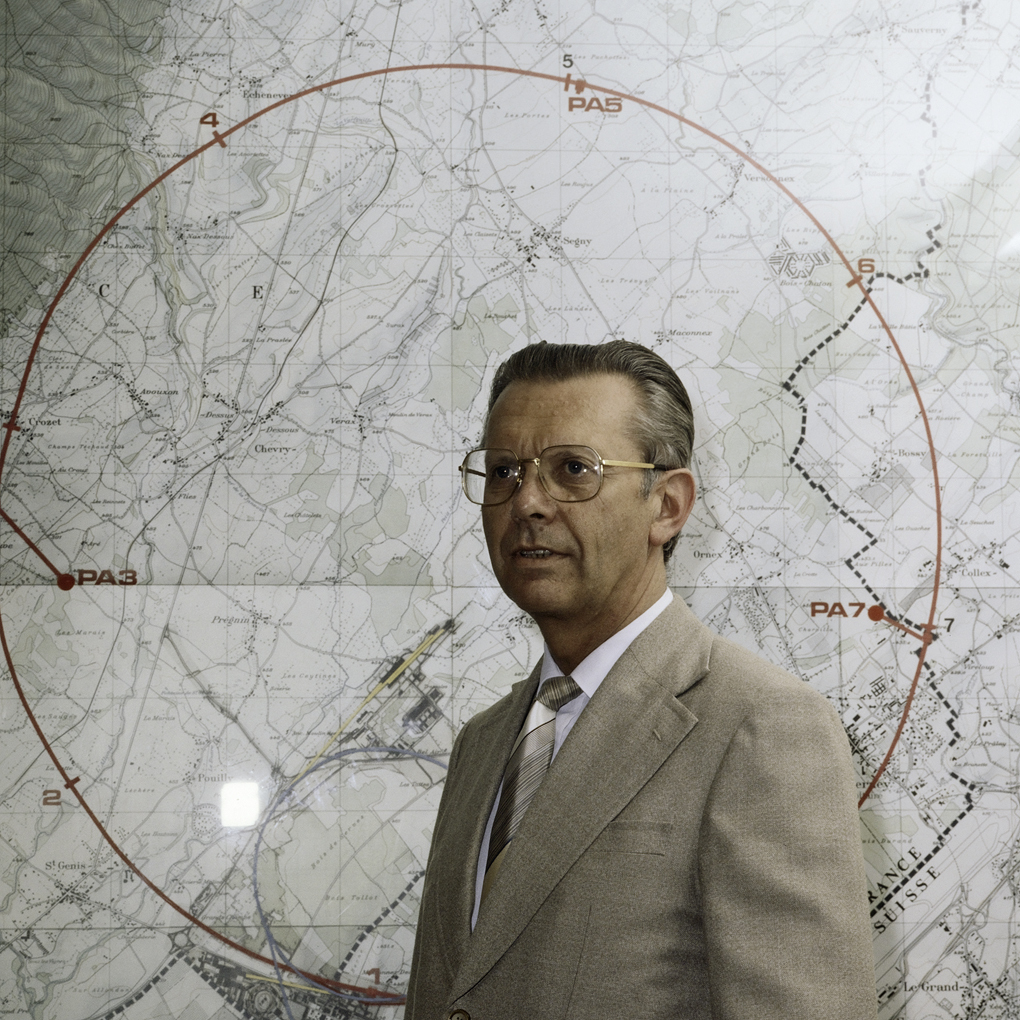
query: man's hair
[{"left": 484, "top": 340, "right": 695, "bottom": 562}]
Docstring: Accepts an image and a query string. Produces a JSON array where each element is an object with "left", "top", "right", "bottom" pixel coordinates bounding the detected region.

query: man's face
[{"left": 481, "top": 373, "right": 681, "bottom": 631}]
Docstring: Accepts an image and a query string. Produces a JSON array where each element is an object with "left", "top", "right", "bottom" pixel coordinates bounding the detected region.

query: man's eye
[
  {"left": 564, "top": 460, "right": 587, "bottom": 475},
  {"left": 491, "top": 465, "right": 515, "bottom": 480}
]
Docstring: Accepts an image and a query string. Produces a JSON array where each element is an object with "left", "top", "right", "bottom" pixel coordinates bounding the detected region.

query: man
[{"left": 407, "top": 341, "right": 877, "bottom": 1020}]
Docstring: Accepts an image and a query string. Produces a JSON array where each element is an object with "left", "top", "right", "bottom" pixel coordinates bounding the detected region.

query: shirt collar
[{"left": 539, "top": 588, "right": 673, "bottom": 699}]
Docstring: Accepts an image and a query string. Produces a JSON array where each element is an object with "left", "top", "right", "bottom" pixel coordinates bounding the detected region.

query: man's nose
[{"left": 510, "top": 459, "right": 554, "bottom": 517}]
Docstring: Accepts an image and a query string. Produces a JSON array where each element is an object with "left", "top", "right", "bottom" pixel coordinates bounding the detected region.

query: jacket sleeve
[{"left": 698, "top": 682, "right": 878, "bottom": 1020}]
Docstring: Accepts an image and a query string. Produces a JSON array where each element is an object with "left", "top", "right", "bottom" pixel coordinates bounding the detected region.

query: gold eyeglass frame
[{"left": 459, "top": 445, "right": 673, "bottom": 506}]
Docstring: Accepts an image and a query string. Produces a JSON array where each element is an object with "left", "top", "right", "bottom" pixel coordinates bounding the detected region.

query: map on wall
[{"left": 2, "top": 1, "right": 1020, "bottom": 1017}]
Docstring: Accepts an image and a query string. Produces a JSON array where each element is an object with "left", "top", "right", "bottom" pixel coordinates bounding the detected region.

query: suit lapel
[
  {"left": 451, "top": 598, "right": 713, "bottom": 999},
  {"left": 430, "top": 665, "right": 541, "bottom": 981}
]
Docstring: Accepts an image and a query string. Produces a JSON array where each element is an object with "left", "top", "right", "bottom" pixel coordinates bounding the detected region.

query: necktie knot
[{"left": 537, "top": 674, "right": 582, "bottom": 713}]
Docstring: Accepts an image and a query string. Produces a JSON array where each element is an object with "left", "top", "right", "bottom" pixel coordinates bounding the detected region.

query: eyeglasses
[{"left": 459, "top": 445, "right": 672, "bottom": 506}]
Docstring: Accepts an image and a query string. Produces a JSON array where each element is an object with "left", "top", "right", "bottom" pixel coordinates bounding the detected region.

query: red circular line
[
  {"left": 2, "top": 61, "right": 940, "bottom": 966},
  {"left": 0, "top": 609, "right": 397, "bottom": 1002},
  {"left": 0, "top": 507, "right": 61, "bottom": 579}
]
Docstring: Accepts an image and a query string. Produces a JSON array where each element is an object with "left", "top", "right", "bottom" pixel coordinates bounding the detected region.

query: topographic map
[{"left": 2, "top": 0, "right": 1019, "bottom": 1017}]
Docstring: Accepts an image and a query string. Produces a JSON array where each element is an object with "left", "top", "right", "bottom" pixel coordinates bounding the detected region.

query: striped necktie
[{"left": 480, "top": 675, "right": 583, "bottom": 904}]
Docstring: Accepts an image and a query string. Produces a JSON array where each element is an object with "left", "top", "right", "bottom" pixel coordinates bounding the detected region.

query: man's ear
[{"left": 649, "top": 469, "right": 696, "bottom": 551}]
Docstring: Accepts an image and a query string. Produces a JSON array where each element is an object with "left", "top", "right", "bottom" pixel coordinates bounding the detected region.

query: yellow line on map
[
  {"left": 245, "top": 974, "right": 330, "bottom": 995},
  {"left": 294, "top": 623, "right": 451, "bottom": 783}
]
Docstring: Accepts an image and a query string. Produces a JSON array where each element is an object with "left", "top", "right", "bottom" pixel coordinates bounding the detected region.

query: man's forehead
[{"left": 484, "top": 373, "right": 642, "bottom": 445}]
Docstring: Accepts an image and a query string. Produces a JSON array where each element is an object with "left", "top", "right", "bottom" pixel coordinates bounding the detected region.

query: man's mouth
[{"left": 518, "top": 548, "right": 554, "bottom": 558}]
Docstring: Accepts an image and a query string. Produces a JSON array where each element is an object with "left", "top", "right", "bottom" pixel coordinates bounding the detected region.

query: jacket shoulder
[
  {"left": 706, "top": 633, "right": 835, "bottom": 713},
  {"left": 630, "top": 596, "right": 841, "bottom": 727}
]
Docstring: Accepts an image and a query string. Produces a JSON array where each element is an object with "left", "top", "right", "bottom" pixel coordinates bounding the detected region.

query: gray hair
[{"left": 484, "top": 340, "right": 694, "bottom": 561}]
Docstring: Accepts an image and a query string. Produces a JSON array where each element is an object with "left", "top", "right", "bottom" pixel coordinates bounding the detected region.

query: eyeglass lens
[{"left": 462, "top": 446, "right": 602, "bottom": 505}]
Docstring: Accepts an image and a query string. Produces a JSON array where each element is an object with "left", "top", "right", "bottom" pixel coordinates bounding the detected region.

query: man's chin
[
  {"left": 492, "top": 554, "right": 581, "bottom": 610},
  {"left": 501, "top": 579, "right": 576, "bottom": 620}
]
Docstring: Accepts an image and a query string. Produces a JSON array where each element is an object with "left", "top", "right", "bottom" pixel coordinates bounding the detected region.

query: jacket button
[{"left": 447, "top": 1010, "right": 470, "bottom": 1020}]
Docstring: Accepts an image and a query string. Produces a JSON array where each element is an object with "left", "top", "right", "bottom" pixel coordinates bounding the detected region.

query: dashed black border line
[
  {"left": 928, "top": 672, "right": 963, "bottom": 750},
  {"left": 867, "top": 771, "right": 975, "bottom": 920},
  {"left": 866, "top": 659, "right": 976, "bottom": 918},
  {"left": 783, "top": 227, "right": 941, "bottom": 633},
  {"left": 336, "top": 868, "right": 426, "bottom": 979},
  {"left": 101, "top": 949, "right": 186, "bottom": 1018}
]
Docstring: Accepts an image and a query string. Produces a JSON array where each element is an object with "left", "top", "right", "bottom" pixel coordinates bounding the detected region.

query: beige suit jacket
[{"left": 406, "top": 598, "right": 877, "bottom": 1020}]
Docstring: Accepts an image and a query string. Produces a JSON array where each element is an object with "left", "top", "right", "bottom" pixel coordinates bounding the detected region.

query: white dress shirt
[{"left": 471, "top": 589, "right": 674, "bottom": 928}]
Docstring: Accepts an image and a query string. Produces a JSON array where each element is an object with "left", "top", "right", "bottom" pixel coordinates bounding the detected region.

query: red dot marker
[
  {"left": 57, "top": 574, "right": 75, "bottom": 591},
  {"left": 867, "top": 604, "right": 885, "bottom": 622}
]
